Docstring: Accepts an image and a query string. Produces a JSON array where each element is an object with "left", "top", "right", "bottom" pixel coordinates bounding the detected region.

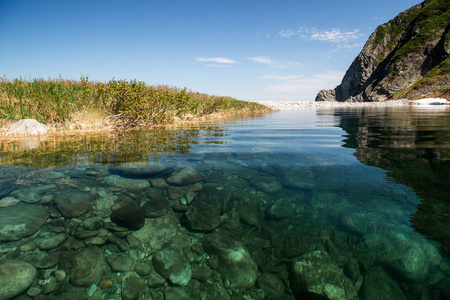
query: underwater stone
[
  {"left": 110, "top": 201, "right": 145, "bottom": 230},
  {"left": 135, "top": 261, "right": 153, "bottom": 276},
  {"left": 250, "top": 174, "right": 283, "bottom": 194},
  {"left": 122, "top": 272, "right": 148, "bottom": 300},
  {"left": 104, "top": 175, "right": 150, "bottom": 191},
  {"left": 63, "top": 246, "right": 109, "bottom": 287},
  {"left": 280, "top": 166, "right": 315, "bottom": 190},
  {"left": 237, "top": 203, "right": 261, "bottom": 226},
  {"left": 82, "top": 217, "right": 104, "bottom": 231},
  {"left": 11, "top": 189, "right": 41, "bottom": 204},
  {"left": 141, "top": 195, "right": 170, "bottom": 218},
  {"left": 182, "top": 186, "right": 233, "bottom": 231},
  {"left": 35, "top": 252, "right": 60, "bottom": 269},
  {"left": 164, "top": 286, "right": 193, "bottom": 300},
  {"left": 152, "top": 244, "right": 192, "bottom": 286},
  {"left": 147, "top": 270, "right": 166, "bottom": 288},
  {"left": 0, "top": 260, "right": 37, "bottom": 299},
  {"left": 54, "top": 192, "right": 92, "bottom": 218},
  {"left": 7, "top": 119, "right": 48, "bottom": 135},
  {"left": 132, "top": 212, "right": 180, "bottom": 250},
  {"left": 291, "top": 250, "right": 358, "bottom": 300},
  {"left": 167, "top": 166, "right": 203, "bottom": 186},
  {"left": 202, "top": 232, "right": 258, "bottom": 290},
  {"left": 107, "top": 253, "right": 134, "bottom": 273},
  {"left": 150, "top": 178, "right": 169, "bottom": 189},
  {"left": 359, "top": 266, "right": 406, "bottom": 300},
  {"left": 266, "top": 198, "right": 303, "bottom": 219},
  {"left": 0, "top": 196, "right": 20, "bottom": 207},
  {"left": 363, "top": 229, "right": 441, "bottom": 282},
  {"left": 35, "top": 233, "right": 68, "bottom": 250},
  {"left": 257, "top": 273, "right": 285, "bottom": 300},
  {"left": 0, "top": 203, "right": 49, "bottom": 241}
]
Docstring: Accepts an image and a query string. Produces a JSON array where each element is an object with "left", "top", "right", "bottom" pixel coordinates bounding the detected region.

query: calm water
[{"left": 0, "top": 105, "right": 450, "bottom": 299}]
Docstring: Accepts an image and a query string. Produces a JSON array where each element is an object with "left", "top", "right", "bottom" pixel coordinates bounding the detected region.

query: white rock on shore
[{"left": 7, "top": 119, "right": 48, "bottom": 135}]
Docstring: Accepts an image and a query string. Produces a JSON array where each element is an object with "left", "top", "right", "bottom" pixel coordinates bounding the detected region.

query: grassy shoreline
[{"left": 0, "top": 77, "right": 271, "bottom": 138}]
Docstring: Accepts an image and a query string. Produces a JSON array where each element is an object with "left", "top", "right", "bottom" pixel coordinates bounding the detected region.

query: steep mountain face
[{"left": 316, "top": 0, "right": 450, "bottom": 102}]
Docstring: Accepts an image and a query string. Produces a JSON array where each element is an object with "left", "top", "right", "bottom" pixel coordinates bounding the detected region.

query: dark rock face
[
  {"left": 110, "top": 201, "right": 145, "bottom": 230},
  {"left": 316, "top": 0, "right": 450, "bottom": 102},
  {"left": 182, "top": 187, "right": 233, "bottom": 231}
]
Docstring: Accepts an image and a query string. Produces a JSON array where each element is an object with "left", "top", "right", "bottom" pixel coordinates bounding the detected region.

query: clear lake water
[{"left": 0, "top": 105, "right": 449, "bottom": 299}]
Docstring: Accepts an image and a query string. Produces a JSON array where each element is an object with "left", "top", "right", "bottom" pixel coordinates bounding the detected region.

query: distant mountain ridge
[{"left": 316, "top": 0, "right": 450, "bottom": 102}]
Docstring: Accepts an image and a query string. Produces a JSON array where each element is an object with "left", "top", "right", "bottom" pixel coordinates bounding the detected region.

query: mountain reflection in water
[{"left": 0, "top": 106, "right": 449, "bottom": 299}]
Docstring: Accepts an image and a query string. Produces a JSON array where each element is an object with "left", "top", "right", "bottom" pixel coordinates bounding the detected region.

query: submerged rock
[
  {"left": 281, "top": 166, "right": 315, "bottom": 190},
  {"left": 141, "top": 195, "right": 170, "bottom": 218},
  {"left": 266, "top": 198, "right": 303, "bottom": 219},
  {"left": 182, "top": 186, "right": 233, "bottom": 231},
  {"left": 202, "top": 232, "right": 258, "bottom": 290},
  {"left": 0, "top": 260, "right": 37, "bottom": 300},
  {"left": 7, "top": 119, "right": 48, "bottom": 135},
  {"left": 0, "top": 203, "right": 49, "bottom": 241},
  {"left": 250, "top": 174, "right": 282, "bottom": 194},
  {"left": 122, "top": 272, "right": 148, "bottom": 300},
  {"left": 167, "top": 166, "right": 203, "bottom": 186},
  {"left": 104, "top": 175, "right": 150, "bottom": 191},
  {"left": 291, "top": 250, "right": 358, "bottom": 300},
  {"left": 152, "top": 244, "right": 192, "bottom": 286},
  {"left": 257, "top": 272, "right": 286, "bottom": 300},
  {"left": 110, "top": 201, "right": 145, "bottom": 230},
  {"left": 55, "top": 192, "right": 92, "bottom": 218},
  {"left": 61, "top": 247, "right": 109, "bottom": 287},
  {"left": 132, "top": 212, "right": 181, "bottom": 250},
  {"left": 360, "top": 266, "right": 406, "bottom": 300},
  {"left": 363, "top": 229, "right": 441, "bottom": 282}
]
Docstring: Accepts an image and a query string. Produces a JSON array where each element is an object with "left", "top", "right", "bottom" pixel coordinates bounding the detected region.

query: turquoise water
[{"left": 0, "top": 106, "right": 449, "bottom": 299}]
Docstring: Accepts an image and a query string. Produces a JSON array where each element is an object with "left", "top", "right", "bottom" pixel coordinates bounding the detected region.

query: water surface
[{"left": 0, "top": 105, "right": 449, "bottom": 299}]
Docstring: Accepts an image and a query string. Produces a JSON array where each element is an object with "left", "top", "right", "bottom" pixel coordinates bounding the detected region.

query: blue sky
[{"left": 1, "top": 0, "right": 420, "bottom": 101}]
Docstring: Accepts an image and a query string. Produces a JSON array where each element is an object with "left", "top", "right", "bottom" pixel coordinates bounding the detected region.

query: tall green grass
[{"left": 0, "top": 77, "right": 270, "bottom": 126}]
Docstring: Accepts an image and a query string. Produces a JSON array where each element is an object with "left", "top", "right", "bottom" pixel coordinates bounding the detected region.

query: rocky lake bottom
[{"left": 0, "top": 105, "right": 449, "bottom": 300}]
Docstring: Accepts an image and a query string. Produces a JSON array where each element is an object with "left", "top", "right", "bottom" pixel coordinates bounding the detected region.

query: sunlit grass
[{"left": 0, "top": 77, "right": 271, "bottom": 130}]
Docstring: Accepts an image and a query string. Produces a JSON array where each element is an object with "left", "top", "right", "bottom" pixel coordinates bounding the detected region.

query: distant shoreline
[
  {"left": 251, "top": 99, "right": 450, "bottom": 110},
  {"left": 251, "top": 99, "right": 413, "bottom": 110}
]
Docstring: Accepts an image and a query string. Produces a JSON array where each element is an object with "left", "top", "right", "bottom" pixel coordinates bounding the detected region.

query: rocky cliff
[{"left": 316, "top": 0, "right": 450, "bottom": 102}]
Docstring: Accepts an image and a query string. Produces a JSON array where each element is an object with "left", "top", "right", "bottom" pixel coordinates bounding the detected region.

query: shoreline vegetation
[{"left": 0, "top": 77, "right": 271, "bottom": 139}]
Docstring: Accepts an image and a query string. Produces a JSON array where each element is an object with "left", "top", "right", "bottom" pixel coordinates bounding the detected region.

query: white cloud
[
  {"left": 263, "top": 70, "right": 344, "bottom": 93},
  {"left": 195, "top": 57, "right": 237, "bottom": 64},
  {"left": 279, "top": 29, "right": 294, "bottom": 38},
  {"left": 307, "top": 28, "right": 361, "bottom": 43},
  {"left": 249, "top": 56, "right": 303, "bottom": 69},
  {"left": 280, "top": 27, "right": 362, "bottom": 48}
]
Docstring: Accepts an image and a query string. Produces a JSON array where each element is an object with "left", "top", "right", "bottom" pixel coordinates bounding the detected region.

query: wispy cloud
[
  {"left": 249, "top": 56, "right": 303, "bottom": 69},
  {"left": 280, "top": 27, "right": 363, "bottom": 48},
  {"left": 195, "top": 57, "right": 237, "bottom": 64},
  {"left": 261, "top": 70, "right": 344, "bottom": 93}
]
